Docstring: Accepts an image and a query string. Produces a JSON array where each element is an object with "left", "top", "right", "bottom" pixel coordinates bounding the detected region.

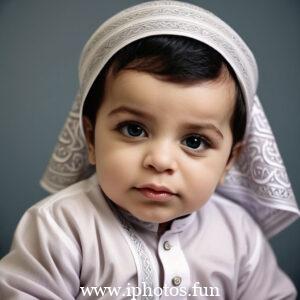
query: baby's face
[{"left": 86, "top": 69, "right": 237, "bottom": 223}]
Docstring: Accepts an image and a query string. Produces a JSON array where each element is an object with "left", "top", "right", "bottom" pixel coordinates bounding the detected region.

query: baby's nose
[{"left": 142, "top": 141, "right": 178, "bottom": 174}]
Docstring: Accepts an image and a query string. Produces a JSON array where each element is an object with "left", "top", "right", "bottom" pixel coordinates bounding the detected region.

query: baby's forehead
[{"left": 104, "top": 69, "right": 236, "bottom": 126}]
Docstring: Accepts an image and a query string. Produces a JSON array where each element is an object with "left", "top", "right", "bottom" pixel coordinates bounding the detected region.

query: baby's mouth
[
  {"left": 134, "top": 185, "right": 177, "bottom": 201},
  {"left": 136, "top": 183, "right": 176, "bottom": 194}
]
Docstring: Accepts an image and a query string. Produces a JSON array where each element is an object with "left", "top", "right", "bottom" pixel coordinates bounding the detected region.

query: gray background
[{"left": 1, "top": 0, "right": 300, "bottom": 289}]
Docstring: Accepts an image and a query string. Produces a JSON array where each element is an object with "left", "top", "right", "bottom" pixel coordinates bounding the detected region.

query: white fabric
[
  {"left": 0, "top": 175, "right": 297, "bottom": 299},
  {"left": 39, "top": 0, "right": 299, "bottom": 238}
]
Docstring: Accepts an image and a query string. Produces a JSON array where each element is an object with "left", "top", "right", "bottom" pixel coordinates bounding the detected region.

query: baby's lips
[{"left": 136, "top": 183, "right": 176, "bottom": 194}]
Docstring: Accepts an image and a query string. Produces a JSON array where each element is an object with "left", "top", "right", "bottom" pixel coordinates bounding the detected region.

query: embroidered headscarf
[{"left": 40, "top": 0, "right": 299, "bottom": 238}]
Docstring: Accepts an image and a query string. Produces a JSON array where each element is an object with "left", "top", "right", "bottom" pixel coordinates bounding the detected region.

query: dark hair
[{"left": 83, "top": 35, "right": 246, "bottom": 148}]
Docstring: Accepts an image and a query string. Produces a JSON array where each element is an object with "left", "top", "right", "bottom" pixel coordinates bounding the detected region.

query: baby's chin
[
  {"left": 136, "top": 215, "right": 173, "bottom": 224},
  {"left": 130, "top": 208, "right": 186, "bottom": 225}
]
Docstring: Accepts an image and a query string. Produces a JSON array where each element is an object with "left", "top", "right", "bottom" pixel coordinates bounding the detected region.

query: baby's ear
[
  {"left": 219, "top": 142, "right": 244, "bottom": 185},
  {"left": 82, "top": 116, "right": 96, "bottom": 165}
]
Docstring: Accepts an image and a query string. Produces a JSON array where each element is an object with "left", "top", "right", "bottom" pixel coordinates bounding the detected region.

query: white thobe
[{"left": 0, "top": 174, "right": 297, "bottom": 299}]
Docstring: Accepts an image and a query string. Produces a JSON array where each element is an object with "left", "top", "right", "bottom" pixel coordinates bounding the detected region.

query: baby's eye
[
  {"left": 118, "top": 122, "right": 147, "bottom": 137},
  {"left": 182, "top": 135, "right": 210, "bottom": 152}
]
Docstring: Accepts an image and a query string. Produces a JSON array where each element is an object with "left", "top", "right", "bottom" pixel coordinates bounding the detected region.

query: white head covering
[{"left": 40, "top": 0, "right": 299, "bottom": 238}]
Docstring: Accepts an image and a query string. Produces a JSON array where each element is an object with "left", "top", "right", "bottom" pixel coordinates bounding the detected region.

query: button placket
[{"left": 158, "top": 232, "right": 191, "bottom": 300}]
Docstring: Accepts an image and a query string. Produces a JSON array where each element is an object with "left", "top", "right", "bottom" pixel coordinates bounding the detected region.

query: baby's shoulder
[
  {"left": 202, "top": 193, "right": 263, "bottom": 239},
  {"left": 194, "top": 194, "right": 267, "bottom": 261},
  {"left": 26, "top": 174, "right": 108, "bottom": 228}
]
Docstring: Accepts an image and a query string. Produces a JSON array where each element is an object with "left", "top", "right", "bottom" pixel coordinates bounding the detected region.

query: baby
[{"left": 0, "top": 1, "right": 299, "bottom": 299}]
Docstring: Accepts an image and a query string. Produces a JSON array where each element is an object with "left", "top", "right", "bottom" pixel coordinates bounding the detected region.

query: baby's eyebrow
[
  {"left": 184, "top": 123, "right": 223, "bottom": 139},
  {"left": 108, "top": 106, "right": 153, "bottom": 120},
  {"left": 108, "top": 105, "right": 223, "bottom": 139}
]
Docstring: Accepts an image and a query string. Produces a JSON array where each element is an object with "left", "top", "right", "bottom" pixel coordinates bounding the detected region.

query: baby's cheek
[
  {"left": 96, "top": 147, "right": 135, "bottom": 187},
  {"left": 183, "top": 164, "right": 220, "bottom": 204}
]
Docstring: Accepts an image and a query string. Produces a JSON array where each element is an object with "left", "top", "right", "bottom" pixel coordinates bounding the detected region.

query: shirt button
[
  {"left": 163, "top": 241, "right": 171, "bottom": 251},
  {"left": 172, "top": 276, "right": 182, "bottom": 286}
]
